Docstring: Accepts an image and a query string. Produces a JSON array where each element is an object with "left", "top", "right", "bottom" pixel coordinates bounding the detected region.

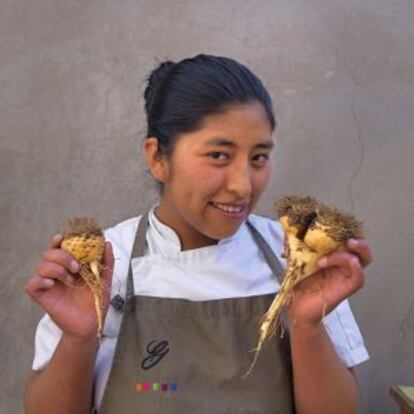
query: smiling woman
[
  {"left": 25, "top": 54, "right": 370, "bottom": 414},
  {"left": 141, "top": 55, "right": 277, "bottom": 250},
  {"left": 145, "top": 101, "right": 275, "bottom": 249}
]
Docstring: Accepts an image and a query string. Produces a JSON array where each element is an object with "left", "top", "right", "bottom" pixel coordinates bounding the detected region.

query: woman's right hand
[{"left": 25, "top": 234, "right": 114, "bottom": 341}]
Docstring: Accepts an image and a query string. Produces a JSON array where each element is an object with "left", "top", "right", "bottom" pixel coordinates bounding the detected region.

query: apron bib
[{"left": 98, "top": 212, "right": 295, "bottom": 413}]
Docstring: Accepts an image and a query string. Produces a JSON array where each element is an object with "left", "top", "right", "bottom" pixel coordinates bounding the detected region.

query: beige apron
[{"left": 97, "top": 211, "right": 295, "bottom": 413}]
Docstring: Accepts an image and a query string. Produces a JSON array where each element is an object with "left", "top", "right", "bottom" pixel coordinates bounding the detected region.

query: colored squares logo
[{"left": 136, "top": 382, "right": 178, "bottom": 392}]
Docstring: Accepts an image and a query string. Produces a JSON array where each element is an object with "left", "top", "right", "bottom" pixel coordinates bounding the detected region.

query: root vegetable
[
  {"left": 245, "top": 196, "right": 364, "bottom": 376},
  {"left": 60, "top": 217, "right": 106, "bottom": 339}
]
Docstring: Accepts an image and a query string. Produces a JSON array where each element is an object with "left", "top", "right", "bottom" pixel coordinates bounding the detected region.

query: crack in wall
[
  {"left": 346, "top": 72, "right": 366, "bottom": 214},
  {"left": 400, "top": 299, "right": 414, "bottom": 339}
]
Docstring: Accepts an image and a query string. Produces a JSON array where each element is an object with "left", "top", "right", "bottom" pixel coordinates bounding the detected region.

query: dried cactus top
[
  {"left": 61, "top": 217, "right": 104, "bottom": 238},
  {"left": 275, "top": 195, "right": 364, "bottom": 243}
]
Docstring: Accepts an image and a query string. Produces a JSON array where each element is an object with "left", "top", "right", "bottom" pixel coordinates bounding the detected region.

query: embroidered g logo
[{"left": 141, "top": 340, "right": 170, "bottom": 370}]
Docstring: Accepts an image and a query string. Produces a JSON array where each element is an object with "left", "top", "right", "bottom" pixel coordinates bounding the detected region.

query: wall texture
[{"left": 1, "top": 1, "right": 413, "bottom": 413}]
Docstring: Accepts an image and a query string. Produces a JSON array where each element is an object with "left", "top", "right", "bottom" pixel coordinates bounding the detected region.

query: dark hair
[{"left": 144, "top": 54, "right": 276, "bottom": 157}]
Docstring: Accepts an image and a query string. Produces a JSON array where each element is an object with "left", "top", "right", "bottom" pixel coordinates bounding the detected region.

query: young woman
[{"left": 24, "top": 54, "right": 372, "bottom": 414}]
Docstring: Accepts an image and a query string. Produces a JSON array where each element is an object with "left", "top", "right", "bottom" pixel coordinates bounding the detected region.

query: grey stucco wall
[{"left": 1, "top": 1, "right": 413, "bottom": 413}]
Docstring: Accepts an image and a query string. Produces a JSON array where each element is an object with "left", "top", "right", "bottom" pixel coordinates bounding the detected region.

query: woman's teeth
[{"left": 212, "top": 203, "right": 245, "bottom": 213}]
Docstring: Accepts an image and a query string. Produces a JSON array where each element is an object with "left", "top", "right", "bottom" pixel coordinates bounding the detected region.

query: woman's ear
[{"left": 143, "top": 137, "right": 170, "bottom": 183}]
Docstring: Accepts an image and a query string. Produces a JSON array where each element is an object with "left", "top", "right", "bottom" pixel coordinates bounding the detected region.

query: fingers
[
  {"left": 36, "top": 259, "right": 76, "bottom": 284},
  {"left": 318, "top": 251, "right": 364, "bottom": 291},
  {"left": 48, "top": 233, "right": 63, "bottom": 249},
  {"left": 43, "top": 233, "right": 81, "bottom": 280},
  {"left": 318, "top": 251, "right": 361, "bottom": 272},
  {"left": 25, "top": 273, "right": 58, "bottom": 306},
  {"left": 25, "top": 275, "right": 55, "bottom": 295},
  {"left": 346, "top": 238, "right": 373, "bottom": 267},
  {"left": 26, "top": 234, "right": 81, "bottom": 298},
  {"left": 317, "top": 238, "right": 373, "bottom": 270},
  {"left": 42, "top": 248, "right": 80, "bottom": 274}
]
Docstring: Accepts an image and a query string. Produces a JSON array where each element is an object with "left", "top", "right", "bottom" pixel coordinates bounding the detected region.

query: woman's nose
[{"left": 225, "top": 162, "right": 252, "bottom": 200}]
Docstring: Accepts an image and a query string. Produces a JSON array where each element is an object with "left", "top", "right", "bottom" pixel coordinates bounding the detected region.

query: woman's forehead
[
  {"left": 200, "top": 136, "right": 274, "bottom": 150},
  {"left": 202, "top": 102, "right": 270, "bottom": 127},
  {"left": 182, "top": 103, "right": 273, "bottom": 146}
]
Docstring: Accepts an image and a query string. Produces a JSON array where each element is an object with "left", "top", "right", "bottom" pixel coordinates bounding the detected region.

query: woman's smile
[{"left": 208, "top": 201, "right": 249, "bottom": 220}]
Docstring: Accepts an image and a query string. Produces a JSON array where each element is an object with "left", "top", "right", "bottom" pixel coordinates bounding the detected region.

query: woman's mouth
[{"left": 209, "top": 202, "right": 248, "bottom": 219}]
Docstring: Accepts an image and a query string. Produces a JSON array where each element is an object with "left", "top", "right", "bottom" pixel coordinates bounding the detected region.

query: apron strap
[
  {"left": 245, "top": 219, "right": 289, "bottom": 330},
  {"left": 110, "top": 210, "right": 151, "bottom": 312},
  {"left": 245, "top": 219, "right": 285, "bottom": 285},
  {"left": 126, "top": 210, "right": 151, "bottom": 302}
]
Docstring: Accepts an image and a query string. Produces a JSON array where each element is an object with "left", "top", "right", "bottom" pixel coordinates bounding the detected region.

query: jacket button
[{"left": 111, "top": 294, "right": 125, "bottom": 312}]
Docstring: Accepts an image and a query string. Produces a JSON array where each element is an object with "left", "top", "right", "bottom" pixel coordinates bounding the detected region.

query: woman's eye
[
  {"left": 252, "top": 154, "right": 270, "bottom": 164},
  {"left": 207, "top": 152, "right": 228, "bottom": 161}
]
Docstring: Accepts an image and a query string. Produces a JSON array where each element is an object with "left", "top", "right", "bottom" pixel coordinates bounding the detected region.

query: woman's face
[{"left": 155, "top": 102, "right": 274, "bottom": 250}]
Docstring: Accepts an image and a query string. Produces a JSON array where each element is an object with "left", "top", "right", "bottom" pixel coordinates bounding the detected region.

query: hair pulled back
[{"left": 144, "top": 54, "right": 275, "bottom": 156}]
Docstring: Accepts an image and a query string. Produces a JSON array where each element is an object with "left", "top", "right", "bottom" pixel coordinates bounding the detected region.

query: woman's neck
[{"left": 154, "top": 201, "right": 218, "bottom": 251}]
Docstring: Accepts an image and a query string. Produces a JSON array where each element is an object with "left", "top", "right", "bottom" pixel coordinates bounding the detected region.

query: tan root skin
[
  {"left": 244, "top": 196, "right": 363, "bottom": 377},
  {"left": 257, "top": 219, "right": 340, "bottom": 348},
  {"left": 60, "top": 218, "right": 105, "bottom": 339}
]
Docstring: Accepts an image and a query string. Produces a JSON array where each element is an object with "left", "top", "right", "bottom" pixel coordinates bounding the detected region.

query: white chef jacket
[{"left": 32, "top": 204, "right": 370, "bottom": 409}]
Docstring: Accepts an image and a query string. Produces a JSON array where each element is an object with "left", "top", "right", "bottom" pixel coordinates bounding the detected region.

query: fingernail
[
  {"left": 66, "top": 275, "right": 75, "bottom": 284},
  {"left": 71, "top": 260, "right": 79, "bottom": 272},
  {"left": 53, "top": 234, "right": 62, "bottom": 242},
  {"left": 318, "top": 257, "right": 328, "bottom": 267},
  {"left": 348, "top": 239, "right": 359, "bottom": 247},
  {"left": 351, "top": 257, "right": 360, "bottom": 267},
  {"left": 44, "top": 278, "right": 55, "bottom": 287}
]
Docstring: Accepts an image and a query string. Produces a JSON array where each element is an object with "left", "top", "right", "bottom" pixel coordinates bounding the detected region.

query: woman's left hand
[{"left": 287, "top": 238, "right": 373, "bottom": 327}]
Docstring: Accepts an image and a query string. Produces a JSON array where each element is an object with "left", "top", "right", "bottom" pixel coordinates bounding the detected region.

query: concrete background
[{"left": 1, "top": 0, "right": 413, "bottom": 413}]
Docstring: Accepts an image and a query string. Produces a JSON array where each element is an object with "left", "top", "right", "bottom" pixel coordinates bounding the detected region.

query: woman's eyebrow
[{"left": 203, "top": 137, "right": 274, "bottom": 149}]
